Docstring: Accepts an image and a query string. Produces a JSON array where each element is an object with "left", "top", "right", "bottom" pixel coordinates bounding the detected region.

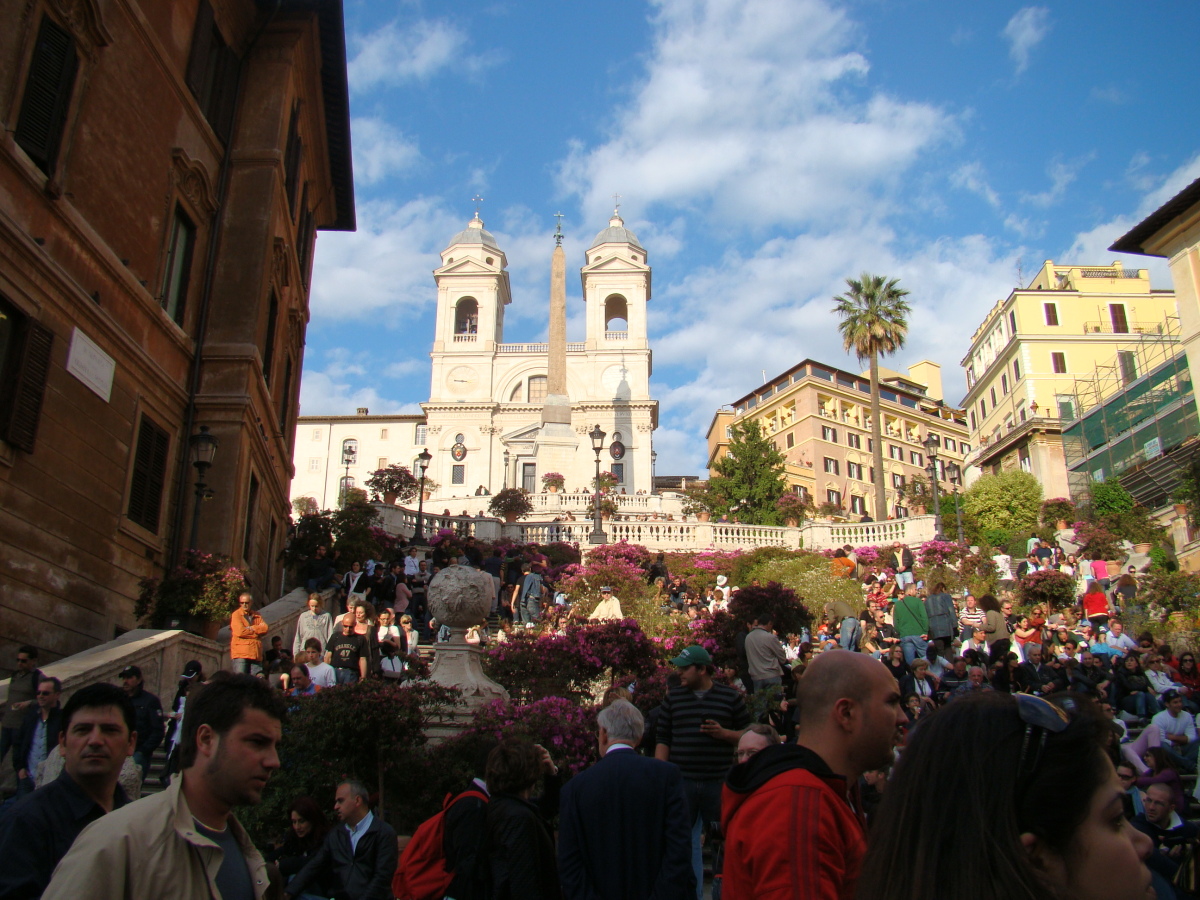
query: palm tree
[{"left": 832, "top": 273, "right": 912, "bottom": 521}]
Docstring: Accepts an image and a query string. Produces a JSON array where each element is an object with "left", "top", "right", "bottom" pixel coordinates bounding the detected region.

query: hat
[
  {"left": 600, "top": 586, "right": 612, "bottom": 593},
  {"left": 180, "top": 660, "right": 203, "bottom": 680},
  {"left": 670, "top": 645, "right": 713, "bottom": 667},
  {"left": 1099, "top": 626, "right": 1109, "bottom": 634},
  {"left": 1163, "top": 689, "right": 1183, "bottom": 704},
  {"left": 716, "top": 575, "right": 728, "bottom": 587},
  {"left": 119, "top": 665, "right": 142, "bottom": 679}
]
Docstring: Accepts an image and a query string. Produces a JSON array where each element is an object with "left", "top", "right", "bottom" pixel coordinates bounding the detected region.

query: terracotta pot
[
  {"left": 548, "top": 484, "right": 560, "bottom": 493},
  {"left": 1056, "top": 519, "right": 1068, "bottom": 531},
  {"left": 1175, "top": 503, "right": 1188, "bottom": 517},
  {"left": 383, "top": 491, "right": 399, "bottom": 505},
  {"left": 1106, "top": 560, "right": 1121, "bottom": 578},
  {"left": 504, "top": 512, "right": 517, "bottom": 523},
  {"left": 422, "top": 490, "right": 432, "bottom": 501},
  {"left": 1134, "top": 542, "right": 1153, "bottom": 554},
  {"left": 697, "top": 511, "right": 711, "bottom": 523},
  {"left": 785, "top": 517, "right": 798, "bottom": 527}
]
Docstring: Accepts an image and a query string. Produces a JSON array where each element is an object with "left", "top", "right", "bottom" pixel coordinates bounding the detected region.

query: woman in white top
[
  {"left": 399, "top": 614, "right": 419, "bottom": 662},
  {"left": 377, "top": 607, "right": 403, "bottom": 654}
]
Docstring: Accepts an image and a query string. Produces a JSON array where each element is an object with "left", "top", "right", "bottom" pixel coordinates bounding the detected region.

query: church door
[{"left": 522, "top": 463, "right": 536, "bottom": 493}]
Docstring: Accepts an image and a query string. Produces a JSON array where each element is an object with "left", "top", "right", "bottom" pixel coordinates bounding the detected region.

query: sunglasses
[
  {"left": 36, "top": 690, "right": 56, "bottom": 696},
  {"left": 1015, "top": 694, "right": 1071, "bottom": 785}
]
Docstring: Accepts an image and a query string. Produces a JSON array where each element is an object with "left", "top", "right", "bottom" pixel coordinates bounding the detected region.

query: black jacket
[
  {"left": 289, "top": 812, "right": 398, "bottom": 900},
  {"left": 485, "top": 793, "right": 560, "bottom": 900},
  {"left": 127, "top": 687, "right": 164, "bottom": 757},
  {"left": 443, "top": 784, "right": 490, "bottom": 900},
  {"left": 14, "top": 705, "right": 63, "bottom": 775}
]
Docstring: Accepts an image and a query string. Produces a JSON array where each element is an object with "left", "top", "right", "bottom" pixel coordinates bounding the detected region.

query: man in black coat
[
  {"left": 559, "top": 700, "right": 694, "bottom": 900},
  {"left": 14, "top": 676, "right": 63, "bottom": 797},
  {"left": 285, "top": 780, "right": 397, "bottom": 900},
  {"left": 119, "top": 665, "right": 163, "bottom": 779}
]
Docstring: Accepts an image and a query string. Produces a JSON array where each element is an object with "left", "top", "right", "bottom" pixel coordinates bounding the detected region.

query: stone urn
[{"left": 425, "top": 565, "right": 509, "bottom": 738}]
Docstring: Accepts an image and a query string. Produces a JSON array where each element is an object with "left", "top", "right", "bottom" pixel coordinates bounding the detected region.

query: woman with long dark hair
[
  {"left": 1115, "top": 654, "right": 1156, "bottom": 720},
  {"left": 160, "top": 660, "right": 203, "bottom": 786},
  {"left": 856, "top": 693, "right": 1154, "bottom": 900},
  {"left": 1136, "top": 746, "right": 1187, "bottom": 818},
  {"left": 269, "top": 796, "right": 333, "bottom": 899},
  {"left": 483, "top": 739, "right": 560, "bottom": 900}
]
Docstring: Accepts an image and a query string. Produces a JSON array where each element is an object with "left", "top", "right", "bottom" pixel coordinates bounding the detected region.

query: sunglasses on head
[{"left": 1015, "top": 694, "right": 1071, "bottom": 785}]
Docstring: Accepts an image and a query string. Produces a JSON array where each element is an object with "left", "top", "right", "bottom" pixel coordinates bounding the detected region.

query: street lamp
[
  {"left": 503, "top": 449, "right": 510, "bottom": 490},
  {"left": 946, "top": 461, "right": 966, "bottom": 545},
  {"left": 187, "top": 425, "right": 219, "bottom": 551},
  {"left": 922, "top": 434, "right": 943, "bottom": 535},
  {"left": 651, "top": 449, "right": 658, "bottom": 491},
  {"left": 589, "top": 424, "right": 608, "bottom": 545},
  {"left": 413, "top": 447, "right": 432, "bottom": 544}
]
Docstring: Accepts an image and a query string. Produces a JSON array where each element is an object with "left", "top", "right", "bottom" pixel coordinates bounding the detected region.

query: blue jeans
[
  {"left": 752, "top": 676, "right": 782, "bottom": 694},
  {"left": 305, "top": 573, "right": 336, "bottom": 594},
  {"left": 335, "top": 667, "right": 359, "bottom": 685},
  {"left": 895, "top": 571, "right": 914, "bottom": 588},
  {"left": 901, "top": 635, "right": 928, "bottom": 667},
  {"left": 516, "top": 594, "right": 539, "bottom": 625},
  {"left": 839, "top": 617, "right": 858, "bottom": 651},
  {"left": 132, "top": 750, "right": 150, "bottom": 781},
  {"left": 684, "top": 779, "right": 721, "bottom": 900},
  {"left": 231, "top": 658, "right": 260, "bottom": 676}
]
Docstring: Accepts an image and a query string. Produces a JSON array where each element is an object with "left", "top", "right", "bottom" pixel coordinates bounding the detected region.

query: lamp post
[
  {"left": 946, "top": 461, "right": 966, "bottom": 545},
  {"left": 187, "top": 425, "right": 219, "bottom": 552},
  {"left": 502, "top": 449, "right": 510, "bottom": 491},
  {"left": 651, "top": 449, "right": 657, "bottom": 492},
  {"left": 922, "top": 434, "right": 943, "bottom": 535},
  {"left": 413, "top": 447, "right": 432, "bottom": 544},
  {"left": 589, "top": 424, "right": 608, "bottom": 545}
]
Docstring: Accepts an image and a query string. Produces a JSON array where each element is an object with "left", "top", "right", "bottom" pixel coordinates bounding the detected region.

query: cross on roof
[
  {"left": 612, "top": 193, "right": 621, "bottom": 214},
  {"left": 472, "top": 194, "right": 484, "bottom": 215}
]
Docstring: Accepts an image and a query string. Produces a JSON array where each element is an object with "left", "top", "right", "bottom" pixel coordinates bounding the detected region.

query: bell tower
[
  {"left": 432, "top": 213, "right": 511, "bottom": 353},
  {"left": 580, "top": 209, "right": 650, "bottom": 351}
]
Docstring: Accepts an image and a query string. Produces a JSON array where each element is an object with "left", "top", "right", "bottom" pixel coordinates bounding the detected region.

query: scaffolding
[{"left": 1061, "top": 315, "right": 1198, "bottom": 508}]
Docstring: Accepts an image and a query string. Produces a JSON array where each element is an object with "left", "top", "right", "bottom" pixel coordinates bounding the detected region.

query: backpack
[{"left": 392, "top": 788, "right": 488, "bottom": 900}]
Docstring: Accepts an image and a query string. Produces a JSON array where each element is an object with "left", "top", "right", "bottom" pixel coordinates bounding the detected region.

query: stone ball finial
[{"left": 428, "top": 565, "right": 492, "bottom": 628}]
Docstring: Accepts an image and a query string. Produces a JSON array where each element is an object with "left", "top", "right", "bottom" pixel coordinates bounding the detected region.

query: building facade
[
  {"left": 706, "top": 360, "right": 970, "bottom": 518},
  {"left": 0, "top": 0, "right": 353, "bottom": 667},
  {"left": 959, "top": 260, "right": 1177, "bottom": 497}
]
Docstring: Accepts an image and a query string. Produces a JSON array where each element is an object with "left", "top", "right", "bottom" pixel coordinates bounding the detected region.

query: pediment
[
  {"left": 435, "top": 258, "right": 499, "bottom": 276},
  {"left": 582, "top": 255, "right": 647, "bottom": 274},
  {"left": 502, "top": 423, "right": 542, "bottom": 444}
]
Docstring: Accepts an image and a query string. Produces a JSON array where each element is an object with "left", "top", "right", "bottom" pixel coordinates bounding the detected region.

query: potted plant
[
  {"left": 599, "top": 496, "right": 620, "bottom": 520},
  {"left": 541, "top": 472, "right": 565, "bottom": 493},
  {"left": 776, "top": 493, "right": 811, "bottom": 527},
  {"left": 1072, "top": 520, "right": 1123, "bottom": 564},
  {"left": 488, "top": 487, "right": 534, "bottom": 523},
  {"left": 592, "top": 471, "right": 620, "bottom": 493},
  {"left": 1017, "top": 568, "right": 1077, "bottom": 610},
  {"left": 681, "top": 482, "right": 716, "bottom": 522},
  {"left": 365, "top": 463, "right": 419, "bottom": 505},
  {"left": 420, "top": 476, "right": 440, "bottom": 501},
  {"left": 816, "top": 501, "right": 844, "bottom": 520},
  {"left": 135, "top": 551, "right": 248, "bottom": 636},
  {"left": 1041, "top": 497, "right": 1076, "bottom": 530},
  {"left": 1139, "top": 569, "right": 1200, "bottom": 626}
]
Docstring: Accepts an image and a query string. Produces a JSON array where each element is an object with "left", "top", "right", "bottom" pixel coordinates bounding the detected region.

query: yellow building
[
  {"left": 706, "top": 360, "right": 969, "bottom": 518},
  {"left": 959, "top": 260, "right": 1177, "bottom": 497}
]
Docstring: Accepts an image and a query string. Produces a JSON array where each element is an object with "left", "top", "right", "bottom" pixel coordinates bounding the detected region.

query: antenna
[{"left": 1016, "top": 256, "right": 1024, "bottom": 287}]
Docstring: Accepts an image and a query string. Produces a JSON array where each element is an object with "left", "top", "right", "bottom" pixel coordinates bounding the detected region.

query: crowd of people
[{"left": 0, "top": 530, "right": 1190, "bottom": 900}]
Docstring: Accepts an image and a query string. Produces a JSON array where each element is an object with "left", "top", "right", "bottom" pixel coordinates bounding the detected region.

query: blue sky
[{"left": 302, "top": 0, "right": 1200, "bottom": 475}]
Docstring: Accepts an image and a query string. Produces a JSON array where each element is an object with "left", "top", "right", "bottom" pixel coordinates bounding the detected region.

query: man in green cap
[{"left": 655, "top": 645, "right": 751, "bottom": 899}]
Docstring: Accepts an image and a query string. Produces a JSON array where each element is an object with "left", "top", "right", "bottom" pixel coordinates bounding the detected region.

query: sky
[{"left": 301, "top": 0, "right": 1200, "bottom": 476}]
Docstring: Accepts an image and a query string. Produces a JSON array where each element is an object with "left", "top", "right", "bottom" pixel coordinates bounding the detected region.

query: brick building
[{"left": 0, "top": 0, "right": 354, "bottom": 669}]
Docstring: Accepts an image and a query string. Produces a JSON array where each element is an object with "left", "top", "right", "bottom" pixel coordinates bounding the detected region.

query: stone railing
[
  {"left": 402, "top": 492, "right": 688, "bottom": 519},
  {"left": 0, "top": 586, "right": 324, "bottom": 708}
]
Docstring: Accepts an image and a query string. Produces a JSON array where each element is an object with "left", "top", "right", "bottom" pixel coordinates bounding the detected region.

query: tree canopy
[
  {"left": 709, "top": 420, "right": 788, "bottom": 525},
  {"left": 962, "top": 471, "right": 1043, "bottom": 539}
]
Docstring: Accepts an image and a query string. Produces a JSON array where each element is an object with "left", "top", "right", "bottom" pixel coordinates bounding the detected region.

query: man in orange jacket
[
  {"left": 230, "top": 592, "right": 269, "bottom": 675},
  {"left": 720, "top": 651, "right": 906, "bottom": 900}
]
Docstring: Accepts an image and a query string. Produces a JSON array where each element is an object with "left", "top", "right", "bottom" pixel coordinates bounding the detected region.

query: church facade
[{"left": 290, "top": 212, "right": 658, "bottom": 506}]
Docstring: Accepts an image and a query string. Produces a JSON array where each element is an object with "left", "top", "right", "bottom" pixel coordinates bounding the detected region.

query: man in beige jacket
[{"left": 44, "top": 673, "right": 288, "bottom": 900}]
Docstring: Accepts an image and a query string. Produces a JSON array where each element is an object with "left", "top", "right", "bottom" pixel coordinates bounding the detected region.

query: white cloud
[
  {"left": 1002, "top": 7, "right": 1051, "bottom": 75},
  {"left": 556, "top": 0, "right": 951, "bottom": 228},
  {"left": 951, "top": 162, "right": 1001, "bottom": 208},
  {"left": 348, "top": 19, "right": 491, "bottom": 91},
  {"left": 352, "top": 118, "right": 421, "bottom": 184},
  {"left": 1021, "top": 156, "right": 1092, "bottom": 208},
  {"left": 299, "top": 359, "right": 424, "bottom": 417}
]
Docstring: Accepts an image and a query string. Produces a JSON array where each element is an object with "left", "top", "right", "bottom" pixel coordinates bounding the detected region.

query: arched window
[
  {"left": 341, "top": 438, "right": 358, "bottom": 465},
  {"left": 455, "top": 297, "right": 478, "bottom": 334},
  {"left": 604, "top": 294, "right": 628, "bottom": 334},
  {"left": 528, "top": 376, "right": 547, "bottom": 402},
  {"left": 509, "top": 382, "right": 524, "bottom": 402}
]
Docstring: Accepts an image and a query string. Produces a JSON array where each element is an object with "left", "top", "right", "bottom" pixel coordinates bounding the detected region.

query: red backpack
[{"left": 392, "top": 788, "right": 488, "bottom": 900}]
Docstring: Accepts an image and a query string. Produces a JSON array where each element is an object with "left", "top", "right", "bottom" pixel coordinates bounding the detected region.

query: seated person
[{"left": 1133, "top": 781, "right": 1200, "bottom": 885}]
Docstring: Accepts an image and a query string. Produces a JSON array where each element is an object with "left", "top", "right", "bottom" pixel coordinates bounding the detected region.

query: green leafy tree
[
  {"left": 1089, "top": 480, "right": 1135, "bottom": 517},
  {"left": 833, "top": 273, "right": 912, "bottom": 520},
  {"left": 709, "top": 420, "right": 788, "bottom": 524},
  {"left": 961, "top": 471, "right": 1043, "bottom": 538},
  {"left": 330, "top": 496, "right": 383, "bottom": 565}
]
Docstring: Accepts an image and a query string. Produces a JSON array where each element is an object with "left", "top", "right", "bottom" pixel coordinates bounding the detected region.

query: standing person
[
  {"left": 1082, "top": 580, "right": 1115, "bottom": 631},
  {"left": 745, "top": 614, "right": 788, "bottom": 693},
  {"left": 341, "top": 560, "right": 368, "bottom": 599},
  {"left": 721, "top": 652, "right": 905, "bottom": 900},
  {"left": 410, "top": 559, "right": 431, "bottom": 626},
  {"left": 2, "top": 646, "right": 44, "bottom": 768},
  {"left": 162, "top": 661, "right": 204, "bottom": 785},
  {"left": 482, "top": 549, "right": 504, "bottom": 611},
  {"left": 366, "top": 564, "right": 396, "bottom": 612},
  {"left": 119, "top": 665, "right": 163, "bottom": 780},
  {"left": 301, "top": 639, "right": 337, "bottom": 689},
  {"left": 516, "top": 564, "right": 544, "bottom": 627},
  {"left": 230, "top": 592, "right": 269, "bottom": 676},
  {"left": 559, "top": 700, "right": 693, "bottom": 900},
  {"left": 888, "top": 542, "right": 915, "bottom": 589},
  {"left": 655, "top": 646, "right": 752, "bottom": 900},
  {"left": 301, "top": 545, "right": 336, "bottom": 594},
  {"left": 13, "top": 677, "right": 63, "bottom": 798},
  {"left": 43, "top": 673, "right": 287, "bottom": 900},
  {"left": 892, "top": 585, "right": 929, "bottom": 667},
  {"left": 979, "top": 594, "right": 1012, "bottom": 660},
  {"left": 325, "top": 615, "right": 368, "bottom": 685},
  {"left": 284, "top": 781, "right": 398, "bottom": 900},
  {"left": 293, "top": 594, "right": 335, "bottom": 659},
  {"left": 856, "top": 693, "right": 1155, "bottom": 900},
  {"left": 483, "top": 740, "right": 561, "bottom": 900},
  {"left": 0, "top": 683, "right": 135, "bottom": 899},
  {"left": 924, "top": 582, "right": 957, "bottom": 658}
]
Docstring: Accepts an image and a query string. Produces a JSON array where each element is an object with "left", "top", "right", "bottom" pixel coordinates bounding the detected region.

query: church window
[
  {"left": 612, "top": 463, "right": 624, "bottom": 483},
  {"left": 509, "top": 382, "right": 523, "bottom": 402},
  {"left": 415, "top": 424, "right": 427, "bottom": 444},
  {"left": 528, "top": 376, "right": 547, "bottom": 402},
  {"left": 452, "top": 464, "right": 465, "bottom": 485},
  {"left": 454, "top": 298, "right": 478, "bottom": 334},
  {"left": 604, "top": 295, "right": 628, "bottom": 333}
]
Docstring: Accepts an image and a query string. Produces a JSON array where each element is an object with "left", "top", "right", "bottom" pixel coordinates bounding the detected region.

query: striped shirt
[{"left": 657, "top": 683, "right": 751, "bottom": 780}]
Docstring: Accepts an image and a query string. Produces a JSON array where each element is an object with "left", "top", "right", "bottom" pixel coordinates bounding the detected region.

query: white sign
[
  {"left": 1144, "top": 437, "right": 1162, "bottom": 460},
  {"left": 66, "top": 327, "right": 115, "bottom": 402}
]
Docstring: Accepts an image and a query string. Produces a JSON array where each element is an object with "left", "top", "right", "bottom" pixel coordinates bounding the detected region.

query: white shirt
[
  {"left": 347, "top": 810, "right": 374, "bottom": 854},
  {"left": 1150, "top": 708, "right": 1197, "bottom": 743},
  {"left": 404, "top": 555, "right": 420, "bottom": 576},
  {"left": 992, "top": 555, "right": 1013, "bottom": 579},
  {"left": 1108, "top": 632, "right": 1138, "bottom": 654},
  {"left": 307, "top": 661, "right": 336, "bottom": 689}
]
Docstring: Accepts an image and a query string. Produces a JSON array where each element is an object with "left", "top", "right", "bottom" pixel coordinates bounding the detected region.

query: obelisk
[{"left": 536, "top": 215, "right": 578, "bottom": 472}]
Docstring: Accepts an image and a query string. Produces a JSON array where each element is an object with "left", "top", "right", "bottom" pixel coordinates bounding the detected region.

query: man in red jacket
[{"left": 721, "top": 651, "right": 905, "bottom": 900}]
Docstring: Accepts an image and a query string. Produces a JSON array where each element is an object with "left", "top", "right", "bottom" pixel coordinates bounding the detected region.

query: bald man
[{"left": 720, "top": 651, "right": 905, "bottom": 900}]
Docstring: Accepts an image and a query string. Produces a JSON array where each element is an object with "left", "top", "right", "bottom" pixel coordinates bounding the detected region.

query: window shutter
[
  {"left": 14, "top": 16, "right": 78, "bottom": 174},
  {"left": 185, "top": 1, "right": 215, "bottom": 99},
  {"left": 209, "top": 44, "right": 240, "bottom": 143},
  {"left": 127, "top": 416, "right": 170, "bottom": 533},
  {"left": 4, "top": 321, "right": 53, "bottom": 452}
]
